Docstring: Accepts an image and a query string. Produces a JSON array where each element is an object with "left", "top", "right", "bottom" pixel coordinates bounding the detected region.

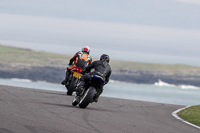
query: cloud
[
  {"left": 1, "top": 13, "right": 200, "bottom": 66},
  {"left": 1, "top": 13, "right": 200, "bottom": 57},
  {"left": 0, "top": 13, "right": 199, "bottom": 45},
  {"left": 175, "top": 0, "right": 200, "bottom": 5}
]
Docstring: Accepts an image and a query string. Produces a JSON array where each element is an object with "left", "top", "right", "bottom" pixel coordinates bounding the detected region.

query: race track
[{"left": 0, "top": 85, "right": 199, "bottom": 133}]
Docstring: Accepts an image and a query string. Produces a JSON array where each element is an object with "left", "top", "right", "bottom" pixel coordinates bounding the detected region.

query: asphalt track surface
[{"left": 0, "top": 85, "right": 199, "bottom": 133}]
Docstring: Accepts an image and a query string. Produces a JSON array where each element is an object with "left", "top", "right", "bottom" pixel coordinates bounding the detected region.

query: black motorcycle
[
  {"left": 72, "top": 75, "right": 104, "bottom": 108},
  {"left": 65, "top": 67, "right": 82, "bottom": 95}
]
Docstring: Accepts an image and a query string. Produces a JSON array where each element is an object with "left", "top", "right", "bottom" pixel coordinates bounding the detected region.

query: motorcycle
[
  {"left": 72, "top": 74, "right": 105, "bottom": 108},
  {"left": 65, "top": 67, "right": 82, "bottom": 95}
]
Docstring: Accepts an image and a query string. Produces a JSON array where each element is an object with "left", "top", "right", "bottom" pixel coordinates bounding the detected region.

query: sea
[
  {"left": 1, "top": 40, "right": 200, "bottom": 106},
  {"left": 0, "top": 78, "right": 199, "bottom": 106},
  {"left": 1, "top": 7, "right": 200, "bottom": 107}
]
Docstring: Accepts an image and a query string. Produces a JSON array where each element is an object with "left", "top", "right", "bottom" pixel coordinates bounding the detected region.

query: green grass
[
  {"left": 0, "top": 44, "right": 70, "bottom": 67},
  {"left": 178, "top": 105, "right": 200, "bottom": 127},
  {"left": 110, "top": 58, "right": 200, "bottom": 75},
  {"left": 1, "top": 44, "right": 200, "bottom": 76}
]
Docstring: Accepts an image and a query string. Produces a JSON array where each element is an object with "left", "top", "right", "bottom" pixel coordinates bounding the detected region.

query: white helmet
[{"left": 82, "top": 46, "right": 90, "bottom": 54}]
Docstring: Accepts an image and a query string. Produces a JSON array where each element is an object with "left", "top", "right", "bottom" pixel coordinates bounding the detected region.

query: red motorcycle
[{"left": 65, "top": 67, "right": 82, "bottom": 95}]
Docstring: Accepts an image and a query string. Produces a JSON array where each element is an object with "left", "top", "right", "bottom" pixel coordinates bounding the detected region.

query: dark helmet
[
  {"left": 100, "top": 54, "right": 110, "bottom": 63},
  {"left": 82, "top": 46, "right": 90, "bottom": 54}
]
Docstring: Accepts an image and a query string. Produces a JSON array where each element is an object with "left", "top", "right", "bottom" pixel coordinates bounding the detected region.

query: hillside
[{"left": 1, "top": 44, "right": 200, "bottom": 86}]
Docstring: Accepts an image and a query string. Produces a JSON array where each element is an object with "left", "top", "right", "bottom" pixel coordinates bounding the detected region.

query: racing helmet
[
  {"left": 82, "top": 46, "right": 90, "bottom": 54},
  {"left": 100, "top": 54, "right": 110, "bottom": 63}
]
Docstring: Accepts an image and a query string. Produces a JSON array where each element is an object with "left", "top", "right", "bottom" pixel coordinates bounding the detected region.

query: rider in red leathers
[{"left": 61, "top": 46, "right": 92, "bottom": 85}]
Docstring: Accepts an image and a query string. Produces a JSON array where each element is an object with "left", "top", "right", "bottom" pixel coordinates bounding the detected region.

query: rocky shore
[
  {"left": 111, "top": 69, "right": 200, "bottom": 86},
  {"left": 1, "top": 63, "right": 200, "bottom": 87},
  {"left": 1, "top": 45, "right": 200, "bottom": 87}
]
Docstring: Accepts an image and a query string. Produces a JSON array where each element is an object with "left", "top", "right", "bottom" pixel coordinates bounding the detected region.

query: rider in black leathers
[{"left": 77, "top": 54, "right": 112, "bottom": 102}]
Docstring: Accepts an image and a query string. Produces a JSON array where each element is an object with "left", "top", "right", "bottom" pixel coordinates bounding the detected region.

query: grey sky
[
  {"left": 1, "top": 0, "right": 200, "bottom": 29},
  {"left": 0, "top": 0, "right": 200, "bottom": 66}
]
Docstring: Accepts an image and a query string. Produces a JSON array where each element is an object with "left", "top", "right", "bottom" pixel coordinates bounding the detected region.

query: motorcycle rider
[
  {"left": 77, "top": 54, "right": 112, "bottom": 102},
  {"left": 61, "top": 46, "right": 92, "bottom": 85}
]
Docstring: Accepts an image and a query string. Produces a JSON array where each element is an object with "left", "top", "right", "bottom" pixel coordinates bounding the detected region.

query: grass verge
[{"left": 178, "top": 105, "right": 200, "bottom": 127}]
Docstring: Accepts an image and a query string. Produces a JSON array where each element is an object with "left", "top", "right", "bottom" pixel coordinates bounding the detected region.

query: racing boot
[
  {"left": 94, "top": 89, "right": 103, "bottom": 102},
  {"left": 61, "top": 72, "right": 69, "bottom": 85},
  {"left": 94, "top": 93, "right": 101, "bottom": 102},
  {"left": 75, "top": 81, "right": 85, "bottom": 93}
]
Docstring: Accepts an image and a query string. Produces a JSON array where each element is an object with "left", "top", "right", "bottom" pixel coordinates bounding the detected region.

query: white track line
[{"left": 172, "top": 106, "right": 200, "bottom": 130}]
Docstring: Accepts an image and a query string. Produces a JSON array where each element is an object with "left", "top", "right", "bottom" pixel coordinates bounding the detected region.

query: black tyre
[
  {"left": 79, "top": 87, "right": 96, "bottom": 109},
  {"left": 72, "top": 98, "right": 79, "bottom": 106},
  {"left": 67, "top": 77, "right": 78, "bottom": 95}
]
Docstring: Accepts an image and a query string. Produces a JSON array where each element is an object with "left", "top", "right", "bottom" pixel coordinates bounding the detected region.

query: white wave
[
  {"left": 179, "top": 85, "right": 200, "bottom": 90},
  {"left": 109, "top": 79, "right": 121, "bottom": 83},
  {"left": 154, "top": 79, "right": 200, "bottom": 90},
  {"left": 154, "top": 79, "right": 175, "bottom": 87},
  {"left": 11, "top": 78, "right": 32, "bottom": 82}
]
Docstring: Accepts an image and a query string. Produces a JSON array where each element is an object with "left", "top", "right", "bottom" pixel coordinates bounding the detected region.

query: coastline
[
  {"left": 1, "top": 44, "right": 200, "bottom": 87},
  {"left": 1, "top": 63, "right": 200, "bottom": 87}
]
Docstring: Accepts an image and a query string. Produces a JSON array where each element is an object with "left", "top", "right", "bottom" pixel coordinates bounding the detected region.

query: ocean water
[{"left": 0, "top": 78, "right": 199, "bottom": 106}]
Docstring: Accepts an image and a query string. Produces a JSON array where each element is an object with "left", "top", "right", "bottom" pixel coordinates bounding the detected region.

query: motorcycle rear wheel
[
  {"left": 79, "top": 87, "right": 96, "bottom": 109},
  {"left": 67, "top": 77, "right": 78, "bottom": 95}
]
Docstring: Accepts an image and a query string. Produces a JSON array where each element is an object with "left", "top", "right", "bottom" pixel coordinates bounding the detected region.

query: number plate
[{"left": 73, "top": 72, "right": 82, "bottom": 79}]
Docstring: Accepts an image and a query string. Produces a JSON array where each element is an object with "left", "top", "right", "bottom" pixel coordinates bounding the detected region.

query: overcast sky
[{"left": 0, "top": 0, "right": 200, "bottom": 66}]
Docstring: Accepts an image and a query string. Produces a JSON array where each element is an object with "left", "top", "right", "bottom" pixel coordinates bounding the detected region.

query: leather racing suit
[
  {"left": 78, "top": 60, "right": 112, "bottom": 102},
  {"left": 62, "top": 51, "right": 92, "bottom": 85}
]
